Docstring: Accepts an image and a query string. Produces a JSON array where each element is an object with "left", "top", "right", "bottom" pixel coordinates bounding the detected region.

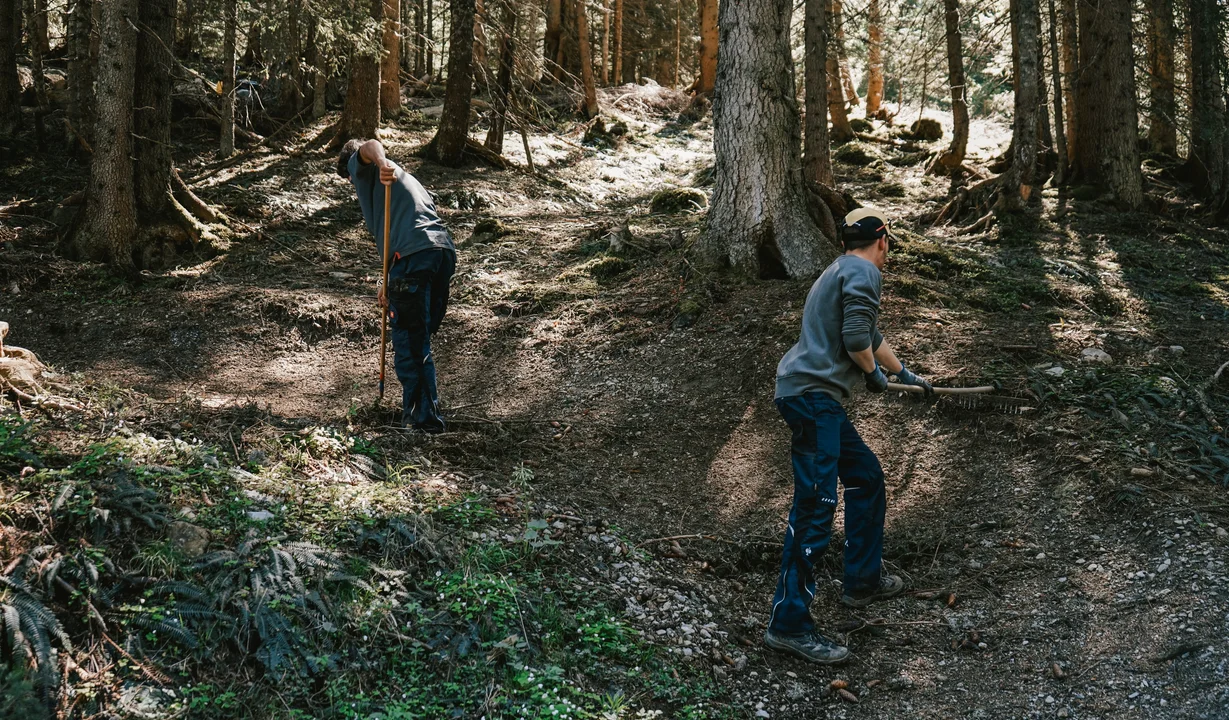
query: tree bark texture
[
  {"left": 30, "top": 0, "right": 48, "bottom": 57},
  {"left": 601, "top": 0, "right": 610, "bottom": 84},
  {"left": 696, "top": 0, "right": 716, "bottom": 94},
  {"left": 826, "top": 0, "right": 853, "bottom": 143},
  {"left": 0, "top": 0, "right": 19, "bottom": 137},
  {"left": 831, "top": 0, "right": 857, "bottom": 106},
  {"left": 803, "top": 0, "right": 832, "bottom": 185},
  {"left": 1185, "top": 0, "right": 1228, "bottom": 200},
  {"left": 1046, "top": 0, "right": 1067, "bottom": 183},
  {"left": 27, "top": 0, "right": 48, "bottom": 148},
  {"left": 426, "top": 0, "right": 475, "bottom": 166},
  {"left": 382, "top": 0, "right": 402, "bottom": 116},
  {"left": 415, "top": 0, "right": 424, "bottom": 75},
  {"left": 865, "top": 0, "right": 883, "bottom": 114},
  {"left": 485, "top": 0, "right": 515, "bottom": 152},
  {"left": 73, "top": 0, "right": 139, "bottom": 273},
  {"left": 220, "top": 0, "right": 237, "bottom": 156},
  {"left": 1059, "top": 0, "right": 1077, "bottom": 165},
  {"left": 133, "top": 0, "right": 175, "bottom": 219},
  {"left": 426, "top": 0, "right": 434, "bottom": 77},
  {"left": 935, "top": 0, "right": 968, "bottom": 171},
  {"left": 613, "top": 0, "right": 623, "bottom": 83},
  {"left": 67, "top": 0, "right": 96, "bottom": 148},
  {"left": 473, "top": 0, "right": 487, "bottom": 79},
  {"left": 576, "top": 0, "right": 598, "bottom": 117},
  {"left": 335, "top": 0, "right": 384, "bottom": 148},
  {"left": 1073, "top": 0, "right": 1141, "bottom": 206},
  {"left": 544, "top": 0, "right": 562, "bottom": 80},
  {"left": 1005, "top": 0, "right": 1040, "bottom": 210},
  {"left": 1144, "top": 0, "right": 1177, "bottom": 155},
  {"left": 705, "top": 0, "right": 829, "bottom": 279}
]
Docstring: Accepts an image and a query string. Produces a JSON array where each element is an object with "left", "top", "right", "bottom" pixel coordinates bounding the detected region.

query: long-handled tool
[
  {"left": 886, "top": 382, "right": 1035, "bottom": 413},
  {"left": 378, "top": 183, "right": 392, "bottom": 399}
]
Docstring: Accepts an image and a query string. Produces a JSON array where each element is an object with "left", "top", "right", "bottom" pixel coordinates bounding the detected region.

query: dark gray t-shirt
[
  {"left": 349, "top": 153, "right": 454, "bottom": 260},
  {"left": 775, "top": 255, "right": 884, "bottom": 402}
]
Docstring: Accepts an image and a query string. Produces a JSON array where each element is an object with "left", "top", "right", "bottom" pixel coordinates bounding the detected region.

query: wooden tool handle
[
  {"left": 378, "top": 183, "right": 392, "bottom": 398},
  {"left": 886, "top": 382, "right": 996, "bottom": 395}
]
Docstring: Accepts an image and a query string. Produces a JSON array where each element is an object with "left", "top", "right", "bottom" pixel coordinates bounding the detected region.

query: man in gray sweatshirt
[{"left": 764, "top": 208, "right": 933, "bottom": 665}]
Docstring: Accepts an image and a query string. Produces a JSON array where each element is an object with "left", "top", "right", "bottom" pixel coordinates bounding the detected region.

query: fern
[{"left": 0, "top": 574, "right": 71, "bottom": 701}]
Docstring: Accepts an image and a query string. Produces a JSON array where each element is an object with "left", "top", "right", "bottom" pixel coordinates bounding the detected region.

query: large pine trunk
[
  {"left": 67, "top": 0, "right": 96, "bottom": 150},
  {"left": 1005, "top": 0, "right": 1040, "bottom": 209},
  {"left": 803, "top": 0, "right": 832, "bottom": 185},
  {"left": 544, "top": 0, "right": 562, "bottom": 81},
  {"left": 220, "top": 0, "right": 237, "bottom": 156},
  {"left": 1059, "top": 0, "right": 1077, "bottom": 165},
  {"left": 933, "top": 0, "right": 968, "bottom": 172},
  {"left": 704, "top": 0, "right": 829, "bottom": 279},
  {"left": 335, "top": 0, "right": 384, "bottom": 148},
  {"left": 696, "top": 0, "right": 716, "bottom": 94},
  {"left": 613, "top": 0, "right": 623, "bottom": 83},
  {"left": 72, "top": 0, "right": 140, "bottom": 273},
  {"left": 133, "top": 0, "right": 175, "bottom": 219},
  {"left": 826, "top": 0, "right": 853, "bottom": 144},
  {"left": 1046, "top": 0, "right": 1067, "bottom": 183},
  {"left": 0, "top": 0, "right": 19, "bottom": 138},
  {"left": 575, "top": 0, "right": 598, "bottom": 117},
  {"left": 831, "top": 0, "right": 857, "bottom": 106},
  {"left": 382, "top": 0, "right": 402, "bottom": 116},
  {"left": 1072, "top": 0, "right": 1141, "bottom": 206},
  {"left": 424, "top": 0, "right": 475, "bottom": 166},
  {"left": 1145, "top": 0, "right": 1177, "bottom": 156},
  {"left": 485, "top": 0, "right": 515, "bottom": 152},
  {"left": 1185, "top": 0, "right": 1228, "bottom": 201},
  {"left": 865, "top": 0, "right": 883, "bottom": 114}
]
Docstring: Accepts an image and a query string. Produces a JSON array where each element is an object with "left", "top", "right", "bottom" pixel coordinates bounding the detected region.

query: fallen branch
[{"left": 635, "top": 534, "right": 776, "bottom": 548}]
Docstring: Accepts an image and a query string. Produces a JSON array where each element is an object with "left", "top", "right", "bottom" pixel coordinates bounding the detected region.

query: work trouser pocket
[{"left": 387, "top": 275, "right": 428, "bottom": 331}]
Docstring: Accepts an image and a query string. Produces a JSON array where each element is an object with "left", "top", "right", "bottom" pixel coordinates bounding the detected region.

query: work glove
[
  {"left": 894, "top": 364, "right": 934, "bottom": 396},
  {"left": 864, "top": 364, "right": 889, "bottom": 393}
]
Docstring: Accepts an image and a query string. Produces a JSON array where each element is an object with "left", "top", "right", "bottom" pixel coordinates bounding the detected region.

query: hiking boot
[
  {"left": 841, "top": 574, "right": 906, "bottom": 608},
  {"left": 763, "top": 628, "right": 851, "bottom": 665}
]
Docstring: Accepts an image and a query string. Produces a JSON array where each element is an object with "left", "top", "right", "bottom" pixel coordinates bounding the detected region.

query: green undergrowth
[{"left": 0, "top": 409, "right": 724, "bottom": 719}]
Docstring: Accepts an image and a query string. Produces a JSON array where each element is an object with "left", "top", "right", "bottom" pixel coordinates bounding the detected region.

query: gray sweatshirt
[{"left": 775, "top": 254, "right": 884, "bottom": 401}]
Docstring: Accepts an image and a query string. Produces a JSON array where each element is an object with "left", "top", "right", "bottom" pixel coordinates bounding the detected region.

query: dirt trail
[{"left": 3, "top": 97, "right": 1228, "bottom": 718}]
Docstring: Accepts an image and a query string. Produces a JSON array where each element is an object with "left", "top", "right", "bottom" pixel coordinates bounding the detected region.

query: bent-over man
[{"left": 337, "top": 139, "right": 456, "bottom": 432}]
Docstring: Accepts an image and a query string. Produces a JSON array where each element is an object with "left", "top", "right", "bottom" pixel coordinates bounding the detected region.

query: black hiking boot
[
  {"left": 763, "top": 628, "right": 851, "bottom": 664},
  {"left": 841, "top": 574, "right": 906, "bottom": 608}
]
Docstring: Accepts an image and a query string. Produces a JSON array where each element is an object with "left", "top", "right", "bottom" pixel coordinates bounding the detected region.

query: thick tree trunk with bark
[
  {"left": 220, "top": 0, "right": 237, "bottom": 156},
  {"left": 696, "top": 0, "right": 716, "bottom": 94},
  {"left": 832, "top": 0, "right": 857, "bottom": 106},
  {"left": 308, "top": 18, "right": 328, "bottom": 119},
  {"left": 544, "top": 0, "right": 562, "bottom": 81},
  {"left": 826, "top": 0, "right": 853, "bottom": 144},
  {"left": 335, "top": 0, "right": 384, "bottom": 148},
  {"left": 426, "top": 0, "right": 434, "bottom": 77},
  {"left": 1046, "top": 0, "right": 1067, "bottom": 183},
  {"left": 473, "top": 0, "right": 487, "bottom": 78},
  {"left": 865, "top": 0, "right": 883, "bottom": 114},
  {"left": 67, "top": 0, "right": 95, "bottom": 150},
  {"left": 0, "top": 0, "right": 19, "bottom": 137},
  {"left": 27, "top": 0, "right": 48, "bottom": 148},
  {"left": 1005, "top": 0, "right": 1040, "bottom": 210},
  {"left": 803, "top": 0, "right": 832, "bottom": 185},
  {"left": 1072, "top": 0, "right": 1141, "bottom": 206},
  {"left": 1185, "top": 0, "right": 1228, "bottom": 200},
  {"left": 424, "top": 0, "right": 475, "bottom": 166},
  {"left": 613, "top": 0, "right": 623, "bottom": 83},
  {"left": 576, "top": 0, "right": 598, "bottom": 117},
  {"left": 72, "top": 0, "right": 139, "bottom": 273},
  {"left": 382, "top": 0, "right": 402, "bottom": 116},
  {"left": 704, "top": 0, "right": 829, "bottom": 279},
  {"left": 485, "top": 0, "right": 515, "bottom": 152},
  {"left": 133, "top": 0, "right": 175, "bottom": 219},
  {"left": 601, "top": 0, "right": 610, "bottom": 84},
  {"left": 1145, "top": 0, "right": 1177, "bottom": 155},
  {"left": 282, "top": 0, "right": 303, "bottom": 112},
  {"left": 1059, "top": 0, "right": 1077, "bottom": 166},
  {"left": 933, "top": 0, "right": 968, "bottom": 173}
]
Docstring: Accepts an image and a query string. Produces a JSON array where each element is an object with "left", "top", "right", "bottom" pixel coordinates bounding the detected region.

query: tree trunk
[
  {"left": 473, "top": 0, "right": 487, "bottom": 79},
  {"left": 704, "top": 0, "right": 829, "bottom": 279},
  {"left": 1144, "top": 0, "right": 1177, "bottom": 156},
  {"left": 335, "top": 0, "right": 384, "bottom": 148},
  {"left": 832, "top": 0, "right": 857, "bottom": 106},
  {"left": 613, "top": 0, "right": 623, "bottom": 83},
  {"left": 67, "top": 0, "right": 95, "bottom": 149},
  {"left": 934, "top": 0, "right": 968, "bottom": 172},
  {"left": 426, "top": 0, "right": 434, "bottom": 77},
  {"left": 803, "top": 0, "right": 832, "bottom": 185},
  {"left": 576, "top": 0, "right": 598, "bottom": 116},
  {"left": 30, "top": 0, "right": 48, "bottom": 57},
  {"left": 826, "top": 0, "right": 853, "bottom": 143},
  {"left": 27, "top": 0, "right": 48, "bottom": 148},
  {"left": 696, "top": 0, "right": 716, "bottom": 94},
  {"left": 1072, "top": 0, "right": 1141, "bottom": 206},
  {"left": 220, "top": 0, "right": 236, "bottom": 157},
  {"left": 544, "top": 0, "right": 562, "bottom": 81},
  {"left": 1185, "top": 0, "right": 1228, "bottom": 200},
  {"left": 0, "top": 0, "right": 19, "bottom": 138},
  {"left": 282, "top": 0, "right": 303, "bottom": 112},
  {"left": 176, "top": 0, "right": 194, "bottom": 56},
  {"left": 382, "top": 0, "right": 402, "bottom": 116},
  {"left": 865, "top": 0, "right": 883, "bottom": 114},
  {"left": 1004, "top": 0, "right": 1040, "bottom": 210},
  {"left": 415, "top": 0, "right": 424, "bottom": 75},
  {"left": 485, "top": 0, "right": 514, "bottom": 152},
  {"left": 424, "top": 0, "right": 474, "bottom": 165},
  {"left": 1046, "top": 0, "right": 1067, "bottom": 184},
  {"left": 601, "top": 0, "right": 609, "bottom": 85},
  {"left": 308, "top": 17, "right": 328, "bottom": 119},
  {"left": 1059, "top": 0, "right": 1077, "bottom": 166},
  {"left": 133, "top": 0, "right": 176, "bottom": 220},
  {"left": 73, "top": 0, "right": 139, "bottom": 273}
]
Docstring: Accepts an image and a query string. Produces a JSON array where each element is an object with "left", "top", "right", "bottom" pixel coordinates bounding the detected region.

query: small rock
[
  {"left": 1036, "top": 552, "right": 1047, "bottom": 560},
  {"left": 1216, "top": 527, "right": 1227, "bottom": 539},
  {"left": 1043, "top": 366, "right": 1066, "bottom": 377},
  {"left": 1080, "top": 348, "right": 1112, "bottom": 364},
  {"left": 247, "top": 510, "right": 275, "bottom": 522},
  {"left": 886, "top": 676, "right": 914, "bottom": 691},
  {"left": 166, "top": 521, "right": 211, "bottom": 558},
  {"left": 328, "top": 271, "right": 355, "bottom": 279}
]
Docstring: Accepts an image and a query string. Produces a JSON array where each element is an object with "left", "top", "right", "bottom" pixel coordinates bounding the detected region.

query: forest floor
[{"left": 2, "top": 88, "right": 1229, "bottom": 720}]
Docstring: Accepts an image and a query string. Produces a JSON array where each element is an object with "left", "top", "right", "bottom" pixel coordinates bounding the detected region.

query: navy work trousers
[
  {"left": 768, "top": 391, "right": 886, "bottom": 635},
  {"left": 386, "top": 248, "right": 456, "bottom": 431}
]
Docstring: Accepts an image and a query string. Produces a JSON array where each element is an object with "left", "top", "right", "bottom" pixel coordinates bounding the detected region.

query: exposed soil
[{"left": 2, "top": 89, "right": 1228, "bottom": 719}]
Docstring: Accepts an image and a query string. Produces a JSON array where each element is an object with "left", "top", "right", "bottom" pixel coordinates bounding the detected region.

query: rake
[{"left": 885, "top": 382, "right": 1036, "bottom": 414}]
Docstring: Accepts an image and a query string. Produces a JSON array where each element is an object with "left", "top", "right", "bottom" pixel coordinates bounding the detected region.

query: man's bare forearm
[
  {"left": 848, "top": 339, "right": 903, "bottom": 374},
  {"left": 359, "top": 139, "right": 386, "bottom": 164}
]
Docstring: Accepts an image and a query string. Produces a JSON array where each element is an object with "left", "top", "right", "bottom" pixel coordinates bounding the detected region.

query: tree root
[
  {"left": 0, "top": 325, "right": 83, "bottom": 412},
  {"left": 803, "top": 179, "right": 853, "bottom": 248}
]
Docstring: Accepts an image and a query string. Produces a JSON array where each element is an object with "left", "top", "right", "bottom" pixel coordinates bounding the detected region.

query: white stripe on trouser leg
[{"left": 768, "top": 522, "right": 796, "bottom": 629}]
